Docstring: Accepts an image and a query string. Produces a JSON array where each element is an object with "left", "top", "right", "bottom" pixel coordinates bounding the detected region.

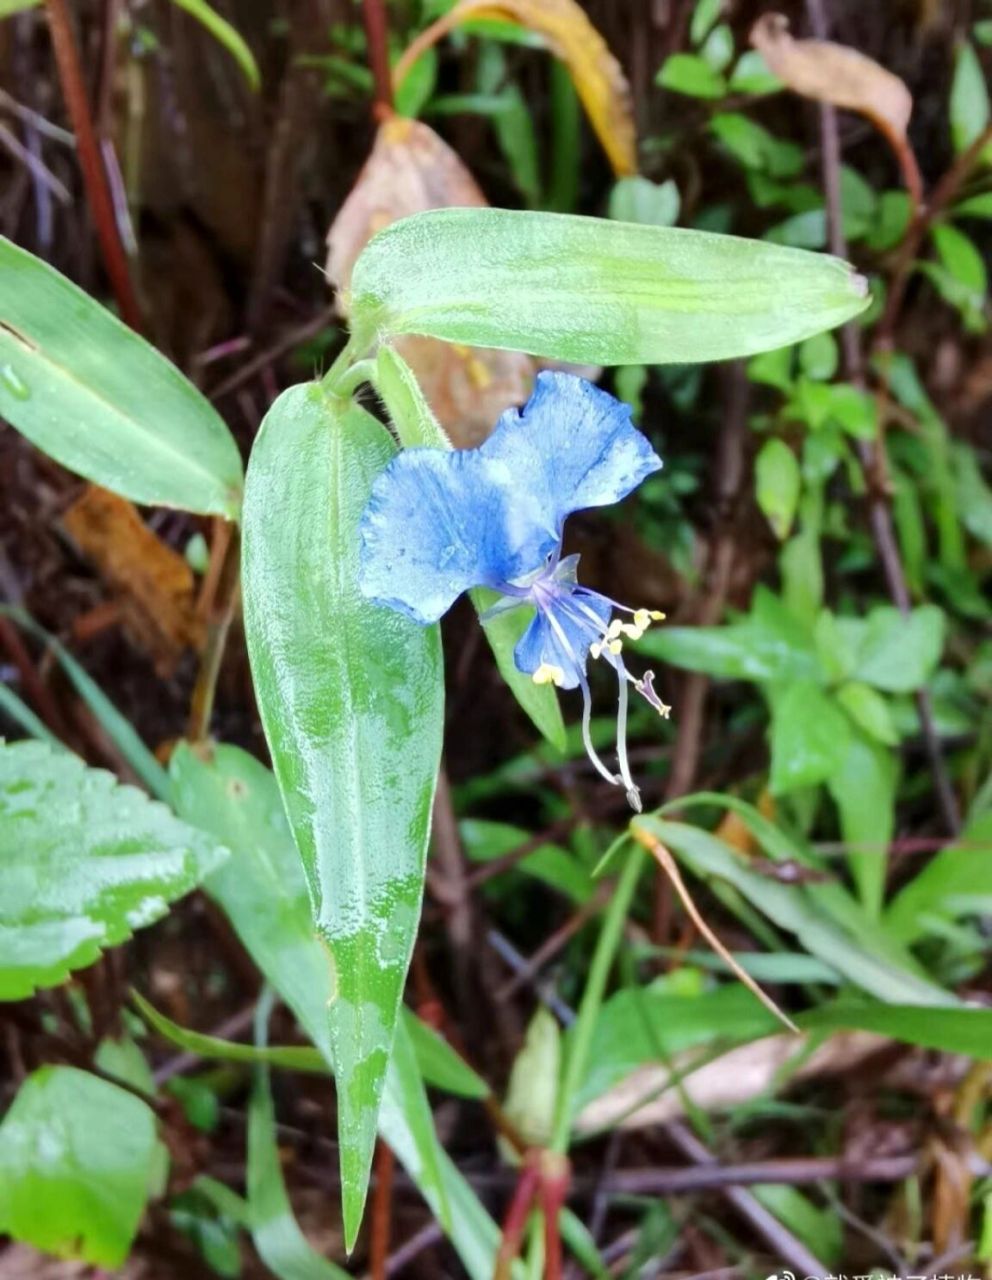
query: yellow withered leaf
[
  {"left": 62, "top": 487, "right": 204, "bottom": 675},
  {"left": 326, "top": 118, "right": 534, "bottom": 447},
  {"left": 750, "top": 14, "right": 920, "bottom": 202},
  {"left": 394, "top": 0, "right": 637, "bottom": 177}
]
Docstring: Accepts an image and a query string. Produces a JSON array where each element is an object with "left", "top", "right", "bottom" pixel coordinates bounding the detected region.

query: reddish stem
[
  {"left": 44, "top": 0, "right": 143, "bottom": 331},
  {"left": 369, "top": 1140, "right": 396, "bottom": 1280},
  {"left": 539, "top": 1152, "right": 570, "bottom": 1280},
  {"left": 494, "top": 1156, "right": 541, "bottom": 1280},
  {"left": 361, "top": 0, "right": 394, "bottom": 119}
]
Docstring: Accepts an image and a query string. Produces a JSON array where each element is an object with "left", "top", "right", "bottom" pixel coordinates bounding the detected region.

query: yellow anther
[
  {"left": 532, "top": 662, "right": 565, "bottom": 686},
  {"left": 606, "top": 618, "right": 624, "bottom": 641},
  {"left": 607, "top": 639, "right": 623, "bottom": 655},
  {"left": 590, "top": 642, "right": 602, "bottom": 659},
  {"left": 632, "top": 608, "right": 651, "bottom": 630},
  {"left": 649, "top": 610, "right": 666, "bottom": 621}
]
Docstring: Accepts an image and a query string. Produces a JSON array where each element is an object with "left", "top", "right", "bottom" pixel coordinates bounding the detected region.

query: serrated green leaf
[
  {"left": 0, "top": 1066, "right": 159, "bottom": 1267},
  {"left": 0, "top": 238, "right": 242, "bottom": 517},
  {"left": 350, "top": 209, "right": 869, "bottom": 367},
  {"left": 0, "top": 740, "right": 226, "bottom": 1000},
  {"left": 241, "top": 384, "right": 444, "bottom": 1248},
  {"left": 169, "top": 742, "right": 502, "bottom": 1279}
]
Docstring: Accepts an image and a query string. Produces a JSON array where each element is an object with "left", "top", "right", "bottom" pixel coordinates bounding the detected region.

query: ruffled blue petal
[
  {"left": 513, "top": 593, "right": 612, "bottom": 690},
  {"left": 486, "top": 372, "right": 662, "bottom": 534},
  {"left": 359, "top": 445, "right": 557, "bottom": 624},
  {"left": 359, "top": 372, "right": 661, "bottom": 625}
]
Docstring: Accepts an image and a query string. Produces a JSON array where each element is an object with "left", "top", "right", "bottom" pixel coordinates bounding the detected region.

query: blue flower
[{"left": 359, "top": 371, "right": 670, "bottom": 808}]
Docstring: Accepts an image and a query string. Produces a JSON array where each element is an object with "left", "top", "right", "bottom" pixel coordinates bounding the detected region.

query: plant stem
[
  {"left": 44, "top": 0, "right": 143, "bottom": 331},
  {"left": 361, "top": 0, "right": 394, "bottom": 118},
  {"left": 549, "top": 841, "right": 643, "bottom": 1154},
  {"left": 187, "top": 522, "right": 240, "bottom": 743}
]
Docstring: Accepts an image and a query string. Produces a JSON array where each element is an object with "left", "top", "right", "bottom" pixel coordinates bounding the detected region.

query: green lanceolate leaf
[
  {"left": 374, "top": 345, "right": 565, "bottom": 750},
  {"left": 171, "top": 0, "right": 261, "bottom": 90},
  {"left": 0, "top": 238, "right": 242, "bottom": 517},
  {"left": 241, "top": 384, "right": 444, "bottom": 1249},
  {"left": 249, "top": 997, "right": 350, "bottom": 1280},
  {"left": 0, "top": 1066, "right": 159, "bottom": 1266},
  {"left": 349, "top": 208, "right": 869, "bottom": 366},
  {"left": 1, "top": 605, "right": 171, "bottom": 801},
  {"left": 0, "top": 741, "right": 226, "bottom": 1000},
  {"left": 169, "top": 742, "right": 503, "bottom": 1279},
  {"left": 403, "top": 1008, "right": 490, "bottom": 1100}
]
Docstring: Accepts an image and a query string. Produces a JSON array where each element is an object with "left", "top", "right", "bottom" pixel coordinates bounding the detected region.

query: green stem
[
  {"left": 549, "top": 840, "right": 644, "bottom": 1153},
  {"left": 333, "top": 358, "right": 375, "bottom": 399}
]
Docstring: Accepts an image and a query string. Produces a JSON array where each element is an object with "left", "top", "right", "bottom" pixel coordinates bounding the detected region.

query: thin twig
[
  {"left": 805, "top": 0, "right": 961, "bottom": 837},
  {"left": 663, "top": 1120, "right": 828, "bottom": 1278},
  {"left": 384, "top": 1221, "right": 443, "bottom": 1275},
  {"left": 0, "top": 121, "right": 71, "bottom": 201},
  {"left": 608, "top": 1152, "right": 920, "bottom": 1195},
  {"left": 0, "top": 614, "right": 73, "bottom": 741},
  {"left": 495, "top": 887, "right": 609, "bottom": 1002},
  {"left": 44, "top": 0, "right": 143, "bottom": 331}
]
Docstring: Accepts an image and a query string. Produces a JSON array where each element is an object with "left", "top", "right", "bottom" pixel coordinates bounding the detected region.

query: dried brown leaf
[
  {"left": 750, "top": 14, "right": 921, "bottom": 202},
  {"left": 62, "top": 487, "right": 204, "bottom": 675},
  {"left": 326, "top": 118, "right": 534, "bottom": 446},
  {"left": 577, "top": 1030, "right": 886, "bottom": 1133},
  {"left": 394, "top": 0, "right": 636, "bottom": 176}
]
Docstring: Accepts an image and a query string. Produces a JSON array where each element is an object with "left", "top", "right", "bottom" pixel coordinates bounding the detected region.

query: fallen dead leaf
[
  {"left": 62, "top": 487, "right": 204, "bottom": 676},
  {"left": 750, "top": 14, "right": 921, "bottom": 204},
  {"left": 393, "top": 0, "right": 637, "bottom": 177},
  {"left": 326, "top": 117, "right": 534, "bottom": 447},
  {"left": 576, "top": 1029, "right": 887, "bottom": 1133}
]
